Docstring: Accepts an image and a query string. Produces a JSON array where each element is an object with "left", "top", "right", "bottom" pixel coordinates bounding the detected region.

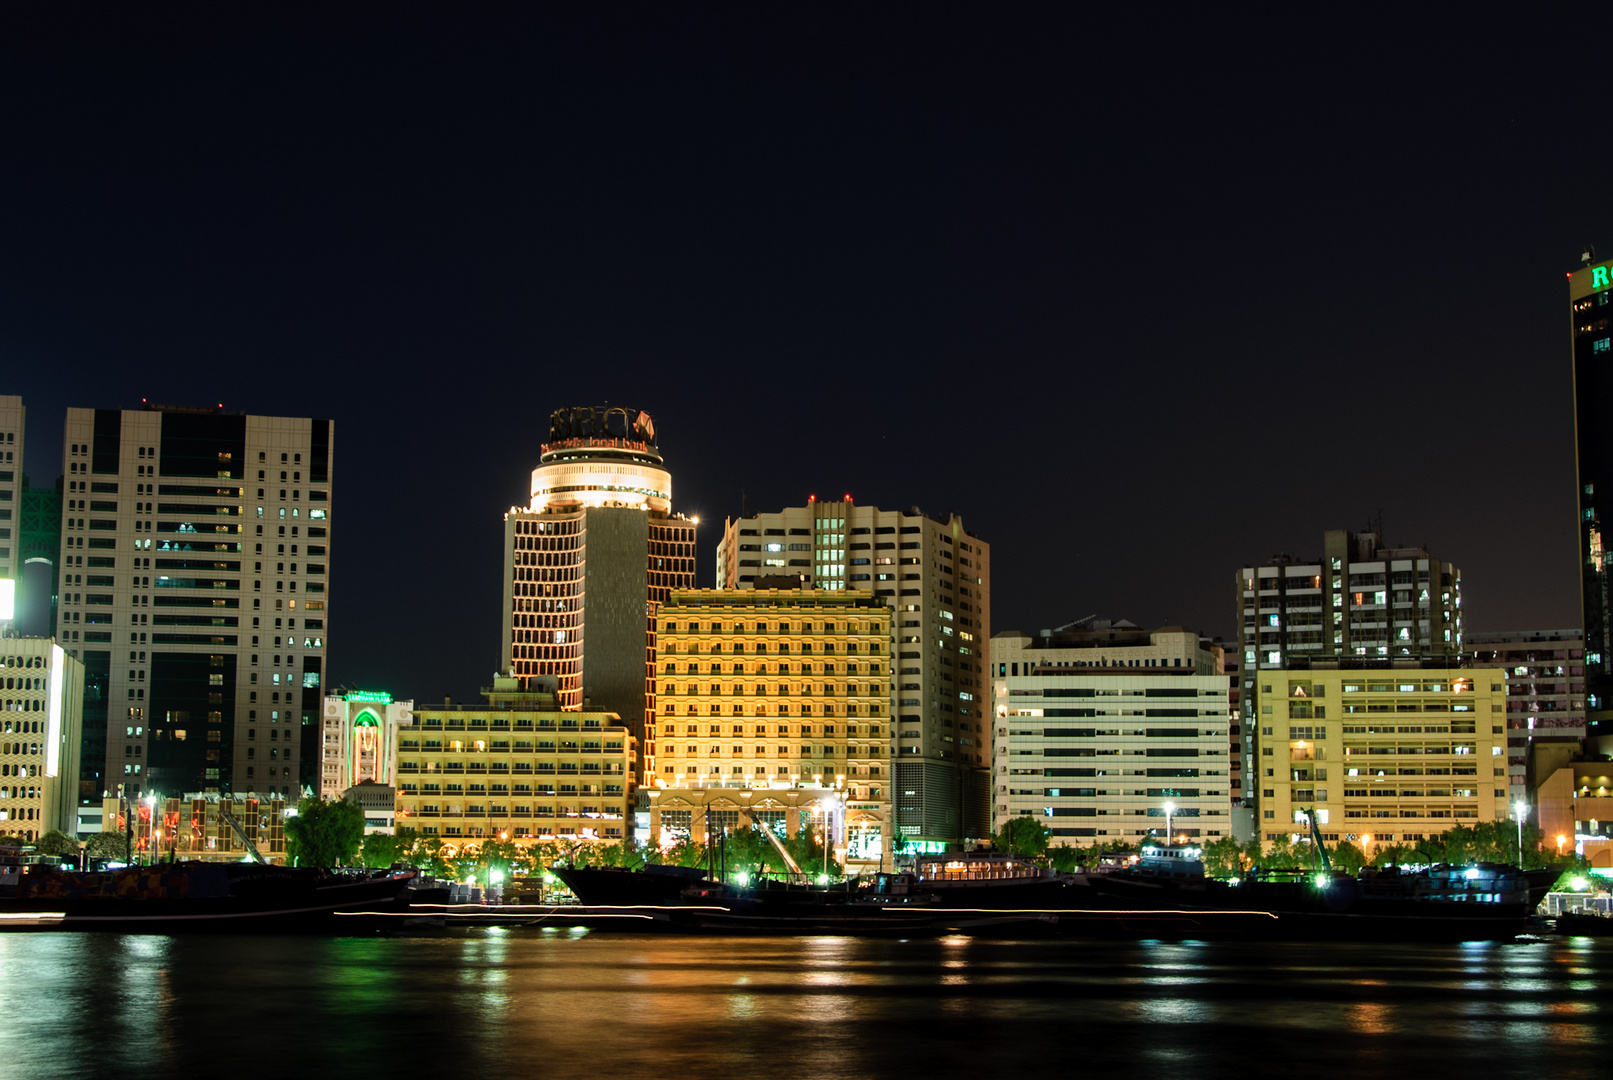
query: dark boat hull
[
  {"left": 1079, "top": 873, "right": 1530, "bottom": 941},
  {"left": 1554, "top": 911, "right": 1613, "bottom": 937},
  {"left": 0, "top": 863, "right": 415, "bottom": 932},
  {"left": 549, "top": 865, "right": 714, "bottom": 906}
]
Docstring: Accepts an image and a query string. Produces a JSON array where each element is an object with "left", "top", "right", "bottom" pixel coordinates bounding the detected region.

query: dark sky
[{"left": 1, "top": 9, "right": 1601, "bottom": 700}]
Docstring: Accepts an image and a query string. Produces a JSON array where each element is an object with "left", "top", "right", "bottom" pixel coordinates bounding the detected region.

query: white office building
[
  {"left": 58, "top": 404, "right": 332, "bottom": 801},
  {"left": 991, "top": 620, "right": 1233, "bottom": 840}
]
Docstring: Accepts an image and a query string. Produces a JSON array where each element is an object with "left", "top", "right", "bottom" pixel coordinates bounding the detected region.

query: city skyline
[{"left": 0, "top": 10, "right": 1595, "bottom": 702}]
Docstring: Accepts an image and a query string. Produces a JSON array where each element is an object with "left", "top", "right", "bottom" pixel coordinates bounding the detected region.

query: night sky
[{"left": 2, "top": 10, "right": 1602, "bottom": 701}]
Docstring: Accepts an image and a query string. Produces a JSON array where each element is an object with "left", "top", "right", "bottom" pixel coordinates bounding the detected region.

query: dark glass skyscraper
[{"left": 1569, "top": 258, "right": 1613, "bottom": 741}]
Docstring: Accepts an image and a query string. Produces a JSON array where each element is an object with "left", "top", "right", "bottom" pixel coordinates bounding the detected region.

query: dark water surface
[{"left": 2, "top": 931, "right": 1607, "bottom": 1079}]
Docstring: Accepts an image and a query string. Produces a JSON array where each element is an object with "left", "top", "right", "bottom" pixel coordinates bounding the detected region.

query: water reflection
[{"left": 0, "top": 935, "right": 1605, "bottom": 1080}]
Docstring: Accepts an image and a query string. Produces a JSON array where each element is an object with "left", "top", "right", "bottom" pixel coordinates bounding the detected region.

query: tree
[
  {"left": 581, "top": 838, "right": 648, "bottom": 870},
  {"left": 357, "top": 830, "right": 408, "bottom": 869},
  {"left": 84, "top": 831, "right": 131, "bottom": 862},
  {"left": 1328, "top": 839, "right": 1368, "bottom": 874},
  {"left": 1200, "top": 837, "right": 1251, "bottom": 879},
  {"left": 36, "top": 830, "right": 79, "bottom": 859},
  {"left": 284, "top": 797, "right": 365, "bottom": 867},
  {"left": 1255, "top": 836, "right": 1305, "bottom": 869},
  {"left": 1047, "top": 843, "right": 1090, "bottom": 873},
  {"left": 1370, "top": 842, "right": 1413, "bottom": 867},
  {"left": 661, "top": 835, "right": 707, "bottom": 869},
  {"left": 995, "top": 816, "right": 1050, "bottom": 858}
]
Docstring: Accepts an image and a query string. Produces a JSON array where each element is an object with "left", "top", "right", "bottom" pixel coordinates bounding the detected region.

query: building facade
[
  {"left": 1464, "top": 630, "right": 1585, "bottom": 792},
  {"left": 1251, "top": 668, "right": 1510, "bottom": 847},
  {"left": 1236, "top": 530, "right": 1464, "bottom": 838},
  {"left": 1570, "top": 254, "right": 1613, "bottom": 746},
  {"left": 58, "top": 404, "right": 333, "bottom": 802},
  {"left": 0, "top": 638, "right": 84, "bottom": 840},
  {"left": 716, "top": 499, "right": 989, "bottom": 850},
  {"left": 501, "top": 405, "right": 696, "bottom": 782},
  {"left": 991, "top": 622, "right": 1232, "bottom": 841},
  {"left": 1237, "top": 531, "right": 1462, "bottom": 671},
  {"left": 318, "top": 690, "right": 415, "bottom": 801},
  {"left": 652, "top": 588, "right": 894, "bottom": 866},
  {"left": 1536, "top": 757, "right": 1613, "bottom": 865},
  {"left": 0, "top": 395, "right": 22, "bottom": 612},
  {"left": 646, "top": 784, "right": 883, "bottom": 870},
  {"left": 103, "top": 791, "right": 288, "bottom": 863},
  {"left": 394, "top": 678, "right": 634, "bottom": 848}
]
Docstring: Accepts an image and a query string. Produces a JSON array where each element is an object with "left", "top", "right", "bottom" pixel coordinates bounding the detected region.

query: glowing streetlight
[
  {"left": 1514, "top": 800, "right": 1528, "bottom": 869},
  {"left": 1163, "top": 800, "right": 1175, "bottom": 843}
]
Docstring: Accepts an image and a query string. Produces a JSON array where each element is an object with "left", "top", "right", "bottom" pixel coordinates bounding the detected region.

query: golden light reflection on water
[{"left": 0, "top": 935, "right": 1607, "bottom": 1079}]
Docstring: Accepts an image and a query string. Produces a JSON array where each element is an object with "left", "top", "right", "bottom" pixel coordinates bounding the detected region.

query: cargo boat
[
  {"left": 0, "top": 861, "right": 415, "bottom": 932},
  {"left": 1077, "top": 846, "right": 1535, "bottom": 941}
]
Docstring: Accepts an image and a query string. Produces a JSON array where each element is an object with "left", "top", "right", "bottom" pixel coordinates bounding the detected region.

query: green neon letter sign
[{"left": 1595, "top": 266, "right": 1610, "bottom": 290}]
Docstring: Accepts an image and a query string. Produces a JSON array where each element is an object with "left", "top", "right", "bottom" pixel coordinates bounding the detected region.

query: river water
[{"left": 1, "top": 931, "right": 1606, "bottom": 1079}]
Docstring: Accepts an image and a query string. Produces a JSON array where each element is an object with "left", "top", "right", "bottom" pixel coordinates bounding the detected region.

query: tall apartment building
[
  {"left": 0, "top": 638, "right": 84, "bottom": 840},
  {"left": 1250, "top": 668, "right": 1510, "bottom": 847},
  {"left": 991, "top": 621, "right": 1232, "bottom": 841},
  {"left": 1237, "top": 531, "right": 1461, "bottom": 671},
  {"left": 1236, "top": 530, "right": 1464, "bottom": 839},
  {"left": 1570, "top": 254, "right": 1613, "bottom": 746},
  {"left": 1465, "top": 630, "right": 1585, "bottom": 792},
  {"left": 716, "top": 498, "right": 990, "bottom": 850},
  {"left": 58, "top": 404, "right": 333, "bottom": 802},
  {"left": 394, "top": 677, "right": 634, "bottom": 845},
  {"left": 501, "top": 405, "right": 696, "bottom": 782},
  {"left": 0, "top": 395, "right": 22, "bottom": 610},
  {"left": 653, "top": 588, "right": 894, "bottom": 867}
]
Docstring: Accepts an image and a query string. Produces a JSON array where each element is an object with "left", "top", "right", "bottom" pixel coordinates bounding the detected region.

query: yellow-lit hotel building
[
  {"left": 393, "top": 676, "right": 635, "bottom": 848},
  {"left": 650, "top": 588, "right": 895, "bottom": 869},
  {"left": 1255, "top": 669, "right": 1511, "bottom": 847}
]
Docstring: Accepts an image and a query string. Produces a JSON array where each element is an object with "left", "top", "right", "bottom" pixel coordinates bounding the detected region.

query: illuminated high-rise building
[
  {"left": 1236, "top": 530, "right": 1464, "bottom": 829},
  {"left": 58, "top": 404, "right": 333, "bottom": 802},
  {"left": 501, "top": 405, "right": 697, "bottom": 784},
  {"left": 1464, "top": 629, "right": 1585, "bottom": 794},
  {"left": 652, "top": 587, "right": 895, "bottom": 870},
  {"left": 1570, "top": 254, "right": 1613, "bottom": 747},
  {"left": 716, "top": 498, "right": 991, "bottom": 850}
]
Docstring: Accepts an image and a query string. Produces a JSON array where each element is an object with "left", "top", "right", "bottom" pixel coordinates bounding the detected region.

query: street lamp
[
  {"left": 1163, "top": 800, "right": 1175, "bottom": 844},
  {"left": 1514, "top": 800, "right": 1528, "bottom": 869},
  {"left": 821, "top": 799, "right": 835, "bottom": 879},
  {"left": 144, "top": 794, "right": 157, "bottom": 865}
]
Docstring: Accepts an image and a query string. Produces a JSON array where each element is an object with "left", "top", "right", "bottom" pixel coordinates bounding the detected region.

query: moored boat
[
  {"left": 0, "top": 861, "right": 415, "bottom": 932},
  {"left": 1079, "top": 846, "right": 1534, "bottom": 941}
]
